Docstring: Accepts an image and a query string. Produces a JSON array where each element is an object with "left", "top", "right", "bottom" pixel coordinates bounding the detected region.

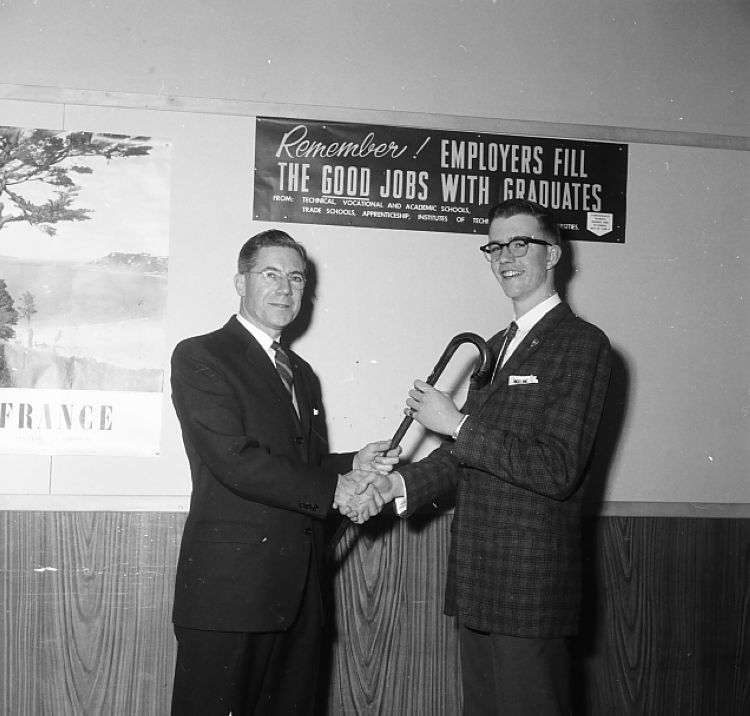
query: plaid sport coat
[{"left": 399, "top": 302, "right": 612, "bottom": 638}]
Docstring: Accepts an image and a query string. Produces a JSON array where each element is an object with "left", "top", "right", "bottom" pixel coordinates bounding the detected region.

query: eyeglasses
[
  {"left": 479, "top": 236, "right": 552, "bottom": 261},
  {"left": 246, "top": 269, "right": 307, "bottom": 290}
]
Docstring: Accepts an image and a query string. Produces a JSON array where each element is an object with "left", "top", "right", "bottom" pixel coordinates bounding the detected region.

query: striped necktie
[
  {"left": 491, "top": 321, "right": 518, "bottom": 382},
  {"left": 271, "top": 341, "right": 294, "bottom": 396}
]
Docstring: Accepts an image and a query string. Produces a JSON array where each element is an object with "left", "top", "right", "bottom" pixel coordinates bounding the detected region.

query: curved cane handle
[
  {"left": 389, "top": 331, "right": 492, "bottom": 450},
  {"left": 328, "top": 331, "right": 492, "bottom": 559}
]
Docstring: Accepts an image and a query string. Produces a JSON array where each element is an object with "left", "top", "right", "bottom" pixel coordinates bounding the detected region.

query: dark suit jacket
[
  {"left": 399, "top": 302, "right": 612, "bottom": 638},
  {"left": 170, "top": 316, "right": 353, "bottom": 633}
]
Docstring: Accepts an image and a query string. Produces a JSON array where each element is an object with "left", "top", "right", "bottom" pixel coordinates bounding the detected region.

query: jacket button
[
  {"left": 303, "top": 527, "right": 312, "bottom": 536},
  {"left": 295, "top": 437, "right": 304, "bottom": 445}
]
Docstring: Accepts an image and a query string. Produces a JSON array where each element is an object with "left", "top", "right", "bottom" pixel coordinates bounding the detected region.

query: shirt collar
[
  {"left": 235, "top": 313, "right": 276, "bottom": 358},
  {"left": 515, "top": 293, "right": 561, "bottom": 334}
]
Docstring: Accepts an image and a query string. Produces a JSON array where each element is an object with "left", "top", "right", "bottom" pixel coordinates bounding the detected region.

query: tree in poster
[
  {"left": 0, "top": 127, "right": 153, "bottom": 237},
  {"left": 0, "top": 278, "right": 19, "bottom": 384},
  {"left": 17, "top": 290, "right": 37, "bottom": 349},
  {"left": 0, "top": 278, "right": 18, "bottom": 341}
]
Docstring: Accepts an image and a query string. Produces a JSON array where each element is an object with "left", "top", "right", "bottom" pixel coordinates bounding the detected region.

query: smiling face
[
  {"left": 488, "top": 213, "right": 561, "bottom": 317},
  {"left": 234, "top": 245, "right": 305, "bottom": 339}
]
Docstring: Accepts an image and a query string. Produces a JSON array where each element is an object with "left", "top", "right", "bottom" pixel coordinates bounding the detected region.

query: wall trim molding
[
  {"left": 585, "top": 501, "right": 750, "bottom": 519},
  {"left": 1, "top": 83, "right": 748, "bottom": 151},
  {"left": 0, "top": 496, "right": 748, "bottom": 517}
]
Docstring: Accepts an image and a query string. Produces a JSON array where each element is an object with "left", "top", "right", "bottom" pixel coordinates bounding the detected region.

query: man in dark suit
[
  {"left": 357, "top": 199, "right": 611, "bottom": 715},
  {"left": 169, "top": 229, "right": 397, "bottom": 716}
]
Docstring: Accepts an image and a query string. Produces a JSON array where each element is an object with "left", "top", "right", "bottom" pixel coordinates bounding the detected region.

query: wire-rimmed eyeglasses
[
  {"left": 479, "top": 236, "right": 552, "bottom": 261},
  {"left": 246, "top": 269, "right": 307, "bottom": 290}
]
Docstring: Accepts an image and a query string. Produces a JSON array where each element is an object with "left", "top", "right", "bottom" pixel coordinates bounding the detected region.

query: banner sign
[{"left": 254, "top": 117, "right": 627, "bottom": 242}]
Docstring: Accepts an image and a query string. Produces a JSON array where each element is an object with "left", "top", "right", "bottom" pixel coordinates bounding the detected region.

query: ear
[
  {"left": 546, "top": 244, "right": 562, "bottom": 270},
  {"left": 234, "top": 272, "right": 246, "bottom": 297}
]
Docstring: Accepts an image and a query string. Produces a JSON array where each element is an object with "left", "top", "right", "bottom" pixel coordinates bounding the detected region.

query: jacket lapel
[
  {"left": 222, "top": 318, "right": 309, "bottom": 461},
  {"left": 479, "top": 303, "right": 571, "bottom": 407},
  {"left": 223, "top": 317, "right": 296, "bottom": 405}
]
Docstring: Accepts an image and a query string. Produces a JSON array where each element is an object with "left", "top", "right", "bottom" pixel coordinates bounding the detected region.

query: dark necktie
[
  {"left": 491, "top": 321, "right": 518, "bottom": 382},
  {"left": 271, "top": 341, "right": 294, "bottom": 396}
]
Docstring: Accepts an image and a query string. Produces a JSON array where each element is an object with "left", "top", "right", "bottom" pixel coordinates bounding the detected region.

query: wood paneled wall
[
  {"left": 0, "top": 512, "right": 182, "bottom": 715},
  {"left": 1, "top": 511, "right": 748, "bottom": 715}
]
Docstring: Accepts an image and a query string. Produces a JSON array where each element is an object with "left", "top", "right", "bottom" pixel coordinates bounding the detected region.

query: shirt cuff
[
  {"left": 393, "top": 471, "right": 408, "bottom": 515},
  {"left": 451, "top": 414, "right": 469, "bottom": 440}
]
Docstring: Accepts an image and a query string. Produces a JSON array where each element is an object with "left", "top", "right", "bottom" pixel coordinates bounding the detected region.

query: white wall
[
  {"left": 1, "top": 1, "right": 747, "bottom": 136},
  {"left": 0, "top": 1, "right": 747, "bottom": 511}
]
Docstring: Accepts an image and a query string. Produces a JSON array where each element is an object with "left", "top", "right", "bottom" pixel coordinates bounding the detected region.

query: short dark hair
[
  {"left": 237, "top": 229, "right": 308, "bottom": 273},
  {"left": 487, "top": 199, "right": 561, "bottom": 245}
]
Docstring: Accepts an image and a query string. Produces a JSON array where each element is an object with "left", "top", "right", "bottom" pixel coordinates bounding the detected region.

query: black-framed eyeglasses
[
  {"left": 246, "top": 269, "right": 307, "bottom": 290},
  {"left": 479, "top": 236, "right": 552, "bottom": 261}
]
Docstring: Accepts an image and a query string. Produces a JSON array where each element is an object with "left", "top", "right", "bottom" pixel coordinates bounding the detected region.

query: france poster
[{"left": 0, "top": 126, "right": 171, "bottom": 455}]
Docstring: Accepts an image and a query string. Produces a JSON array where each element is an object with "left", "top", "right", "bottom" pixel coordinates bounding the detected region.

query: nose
[{"left": 274, "top": 274, "right": 293, "bottom": 293}]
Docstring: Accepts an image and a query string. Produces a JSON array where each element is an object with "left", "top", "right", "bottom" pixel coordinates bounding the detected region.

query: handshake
[
  {"left": 333, "top": 439, "right": 404, "bottom": 525},
  {"left": 332, "top": 381, "right": 463, "bottom": 524}
]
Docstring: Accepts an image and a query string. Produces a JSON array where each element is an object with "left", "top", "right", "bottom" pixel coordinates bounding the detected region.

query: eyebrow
[
  {"left": 258, "top": 265, "right": 306, "bottom": 275},
  {"left": 488, "top": 236, "right": 532, "bottom": 244}
]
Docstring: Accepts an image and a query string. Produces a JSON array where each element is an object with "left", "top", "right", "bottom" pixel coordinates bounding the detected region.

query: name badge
[{"left": 508, "top": 375, "right": 539, "bottom": 385}]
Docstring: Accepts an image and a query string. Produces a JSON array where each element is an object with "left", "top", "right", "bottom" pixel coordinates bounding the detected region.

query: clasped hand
[
  {"left": 334, "top": 440, "right": 401, "bottom": 524},
  {"left": 333, "top": 382, "right": 462, "bottom": 525}
]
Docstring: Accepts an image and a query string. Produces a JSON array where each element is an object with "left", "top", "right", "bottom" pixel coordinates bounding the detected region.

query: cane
[{"left": 327, "top": 332, "right": 493, "bottom": 559}]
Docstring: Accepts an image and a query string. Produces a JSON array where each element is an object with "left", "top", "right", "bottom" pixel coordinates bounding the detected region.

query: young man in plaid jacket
[{"left": 359, "top": 199, "right": 612, "bottom": 715}]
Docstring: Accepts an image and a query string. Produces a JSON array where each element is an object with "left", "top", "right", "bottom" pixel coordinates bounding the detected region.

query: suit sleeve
[
  {"left": 171, "top": 339, "right": 345, "bottom": 518},
  {"left": 452, "top": 328, "right": 612, "bottom": 500}
]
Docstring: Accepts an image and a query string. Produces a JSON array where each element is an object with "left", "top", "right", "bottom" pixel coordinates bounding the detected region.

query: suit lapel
[
  {"left": 222, "top": 318, "right": 310, "bottom": 462},
  {"left": 479, "top": 303, "right": 572, "bottom": 407},
  {"left": 223, "top": 317, "right": 297, "bottom": 406}
]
